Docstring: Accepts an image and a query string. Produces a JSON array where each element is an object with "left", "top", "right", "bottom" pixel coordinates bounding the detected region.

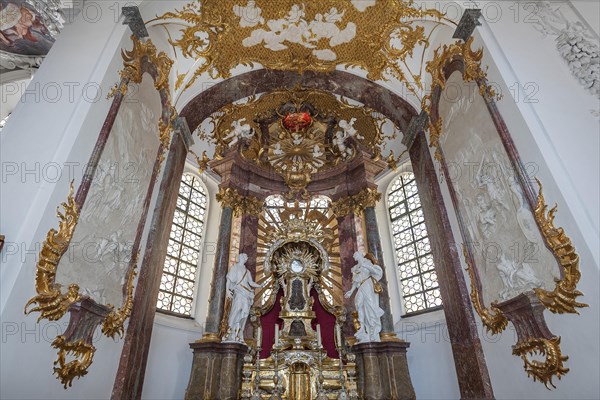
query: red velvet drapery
[{"left": 259, "top": 289, "right": 339, "bottom": 359}]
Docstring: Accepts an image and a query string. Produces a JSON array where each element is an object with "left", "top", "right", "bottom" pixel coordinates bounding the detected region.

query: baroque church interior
[{"left": 0, "top": 1, "right": 599, "bottom": 399}]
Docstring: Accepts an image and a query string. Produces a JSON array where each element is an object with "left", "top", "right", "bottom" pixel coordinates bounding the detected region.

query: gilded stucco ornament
[
  {"left": 422, "top": 37, "right": 500, "bottom": 161},
  {"left": 331, "top": 188, "right": 381, "bottom": 217},
  {"left": 216, "top": 187, "right": 264, "bottom": 216},
  {"left": 51, "top": 336, "right": 95, "bottom": 389},
  {"left": 532, "top": 178, "right": 588, "bottom": 314},
  {"left": 198, "top": 87, "right": 397, "bottom": 194},
  {"left": 102, "top": 262, "right": 138, "bottom": 339},
  {"left": 24, "top": 182, "right": 81, "bottom": 322},
  {"left": 109, "top": 36, "right": 177, "bottom": 152},
  {"left": 155, "top": 0, "right": 453, "bottom": 95},
  {"left": 462, "top": 245, "right": 508, "bottom": 335},
  {"left": 513, "top": 336, "right": 569, "bottom": 389}
]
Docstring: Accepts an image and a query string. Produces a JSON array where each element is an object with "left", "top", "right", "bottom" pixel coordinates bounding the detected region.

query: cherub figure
[{"left": 223, "top": 118, "right": 254, "bottom": 146}]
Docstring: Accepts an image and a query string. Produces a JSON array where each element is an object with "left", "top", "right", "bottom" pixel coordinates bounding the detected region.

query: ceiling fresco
[
  {"left": 0, "top": 0, "right": 70, "bottom": 71},
  {"left": 0, "top": 0, "right": 55, "bottom": 56}
]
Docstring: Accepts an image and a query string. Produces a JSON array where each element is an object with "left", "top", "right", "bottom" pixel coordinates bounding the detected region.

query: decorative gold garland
[
  {"left": 216, "top": 187, "right": 264, "bottom": 217},
  {"left": 532, "top": 178, "right": 588, "bottom": 314},
  {"left": 462, "top": 245, "right": 509, "bottom": 335}
]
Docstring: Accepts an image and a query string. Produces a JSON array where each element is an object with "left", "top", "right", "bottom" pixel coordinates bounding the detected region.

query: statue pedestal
[
  {"left": 185, "top": 341, "right": 248, "bottom": 400},
  {"left": 352, "top": 341, "right": 416, "bottom": 400}
]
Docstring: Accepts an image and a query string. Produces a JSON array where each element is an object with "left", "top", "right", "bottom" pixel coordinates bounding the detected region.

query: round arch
[{"left": 179, "top": 69, "right": 418, "bottom": 135}]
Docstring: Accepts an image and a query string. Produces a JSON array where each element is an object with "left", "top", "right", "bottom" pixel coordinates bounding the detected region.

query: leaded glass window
[
  {"left": 157, "top": 174, "right": 207, "bottom": 317},
  {"left": 388, "top": 172, "right": 442, "bottom": 315}
]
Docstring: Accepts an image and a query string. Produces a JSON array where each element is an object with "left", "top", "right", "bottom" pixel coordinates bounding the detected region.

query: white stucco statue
[
  {"left": 344, "top": 251, "right": 384, "bottom": 343},
  {"left": 223, "top": 118, "right": 254, "bottom": 146},
  {"left": 223, "top": 253, "right": 261, "bottom": 343}
]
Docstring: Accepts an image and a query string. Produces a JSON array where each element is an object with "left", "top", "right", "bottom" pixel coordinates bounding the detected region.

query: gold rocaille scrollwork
[
  {"left": 216, "top": 187, "right": 263, "bottom": 217},
  {"left": 110, "top": 36, "right": 176, "bottom": 151},
  {"left": 462, "top": 245, "right": 509, "bottom": 335},
  {"left": 533, "top": 178, "right": 588, "bottom": 314},
  {"left": 512, "top": 336, "right": 569, "bottom": 389},
  {"left": 197, "top": 86, "right": 397, "bottom": 192},
  {"left": 101, "top": 266, "right": 137, "bottom": 339},
  {"left": 24, "top": 182, "right": 81, "bottom": 322},
  {"left": 156, "top": 0, "right": 452, "bottom": 94},
  {"left": 423, "top": 37, "right": 500, "bottom": 161},
  {"left": 331, "top": 188, "right": 382, "bottom": 217},
  {"left": 51, "top": 335, "right": 95, "bottom": 389}
]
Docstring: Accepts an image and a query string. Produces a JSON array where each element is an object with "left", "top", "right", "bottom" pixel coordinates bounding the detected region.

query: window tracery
[
  {"left": 388, "top": 172, "right": 442, "bottom": 314},
  {"left": 157, "top": 173, "right": 207, "bottom": 317}
]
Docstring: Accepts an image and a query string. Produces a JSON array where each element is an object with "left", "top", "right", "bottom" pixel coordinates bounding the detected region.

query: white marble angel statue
[
  {"left": 223, "top": 253, "right": 262, "bottom": 343},
  {"left": 344, "top": 251, "right": 384, "bottom": 343},
  {"left": 223, "top": 118, "right": 254, "bottom": 146}
]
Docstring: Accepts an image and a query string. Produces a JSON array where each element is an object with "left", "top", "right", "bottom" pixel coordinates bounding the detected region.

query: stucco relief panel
[
  {"left": 55, "top": 76, "right": 162, "bottom": 307},
  {"left": 438, "top": 71, "right": 560, "bottom": 307}
]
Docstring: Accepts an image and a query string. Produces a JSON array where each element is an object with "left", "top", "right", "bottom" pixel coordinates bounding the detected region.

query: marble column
[
  {"left": 112, "top": 123, "right": 190, "bottom": 400},
  {"left": 203, "top": 205, "right": 234, "bottom": 336},
  {"left": 409, "top": 132, "right": 494, "bottom": 398},
  {"left": 363, "top": 207, "right": 395, "bottom": 334},
  {"left": 336, "top": 213, "right": 359, "bottom": 339}
]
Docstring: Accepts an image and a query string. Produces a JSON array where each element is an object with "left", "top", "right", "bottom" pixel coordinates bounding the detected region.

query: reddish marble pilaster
[
  {"left": 239, "top": 213, "right": 260, "bottom": 275},
  {"left": 337, "top": 213, "right": 359, "bottom": 339},
  {"left": 111, "top": 133, "right": 187, "bottom": 400},
  {"left": 204, "top": 206, "right": 234, "bottom": 335},
  {"left": 410, "top": 132, "right": 494, "bottom": 399}
]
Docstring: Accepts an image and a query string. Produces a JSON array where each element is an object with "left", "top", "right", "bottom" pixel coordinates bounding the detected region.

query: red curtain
[{"left": 259, "top": 288, "right": 339, "bottom": 359}]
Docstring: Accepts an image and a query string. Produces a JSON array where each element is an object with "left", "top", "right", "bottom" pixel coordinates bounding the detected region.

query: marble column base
[
  {"left": 185, "top": 342, "right": 248, "bottom": 400},
  {"left": 352, "top": 341, "right": 416, "bottom": 400}
]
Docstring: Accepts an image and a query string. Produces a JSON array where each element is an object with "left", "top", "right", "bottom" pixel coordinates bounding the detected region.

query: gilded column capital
[
  {"left": 331, "top": 188, "right": 382, "bottom": 217},
  {"left": 216, "top": 187, "right": 263, "bottom": 217}
]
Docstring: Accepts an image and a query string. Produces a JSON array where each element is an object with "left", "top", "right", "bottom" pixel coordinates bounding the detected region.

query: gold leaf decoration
[
  {"left": 117, "top": 36, "right": 177, "bottom": 151},
  {"left": 156, "top": 0, "right": 453, "bottom": 94},
  {"left": 532, "top": 178, "right": 588, "bottom": 314},
  {"left": 24, "top": 182, "right": 81, "bottom": 322},
  {"left": 101, "top": 267, "right": 137, "bottom": 339},
  {"left": 462, "top": 245, "right": 508, "bottom": 335},
  {"left": 512, "top": 336, "right": 569, "bottom": 389},
  {"left": 51, "top": 336, "right": 95, "bottom": 389},
  {"left": 216, "top": 187, "right": 263, "bottom": 216},
  {"left": 331, "top": 188, "right": 381, "bottom": 217},
  {"left": 423, "top": 37, "right": 499, "bottom": 160}
]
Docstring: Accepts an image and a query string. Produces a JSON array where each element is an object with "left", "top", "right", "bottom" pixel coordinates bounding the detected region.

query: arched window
[
  {"left": 157, "top": 173, "right": 207, "bottom": 317},
  {"left": 388, "top": 172, "right": 442, "bottom": 315}
]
